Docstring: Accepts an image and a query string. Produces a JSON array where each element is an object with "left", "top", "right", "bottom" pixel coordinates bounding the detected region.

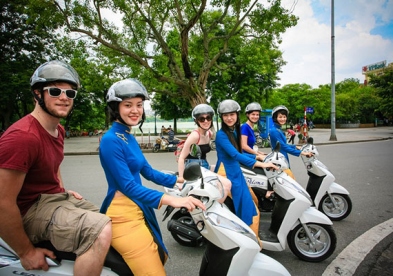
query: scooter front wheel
[
  {"left": 169, "top": 211, "right": 204, "bottom": 247},
  {"left": 287, "top": 223, "right": 336, "bottom": 262},
  {"left": 153, "top": 145, "right": 159, "bottom": 152},
  {"left": 319, "top": 193, "right": 352, "bottom": 221}
]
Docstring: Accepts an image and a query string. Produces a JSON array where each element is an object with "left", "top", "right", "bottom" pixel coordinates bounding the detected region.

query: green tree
[
  {"left": 0, "top": 0, "right": 55, "bottom": 129},
  {"left": 369, "top": 68, "right": 393, "bottom": 119},
  {"left": 267, "top": 84, "right": 329, "bottom": 123},
  {"left": 26, "top": 0, "right": 297, "bottom": 109}
]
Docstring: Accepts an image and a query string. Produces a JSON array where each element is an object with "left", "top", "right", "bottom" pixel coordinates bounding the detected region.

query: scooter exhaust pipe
[{"left": 167, "top": 219, "right": 204, "bottom": 247}]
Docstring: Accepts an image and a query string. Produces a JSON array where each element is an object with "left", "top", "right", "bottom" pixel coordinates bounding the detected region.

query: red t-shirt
[
  {"left": 0, "top": 114, "right": 65, "bottom": 216},
  {"left": 287, "top": 129, "right": 296, "bottom": 136}
]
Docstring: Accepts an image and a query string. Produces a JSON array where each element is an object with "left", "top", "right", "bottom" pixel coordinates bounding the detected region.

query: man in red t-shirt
[{"left": 0, "top": 61, "right": 111, "bottom": 274}]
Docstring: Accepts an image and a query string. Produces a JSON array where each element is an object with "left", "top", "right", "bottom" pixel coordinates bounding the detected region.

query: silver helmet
[
  {"left": 106, "top": 78, "right": 150, "bottom": 102},
  {"left": 272, "top": 105, "right": 289, "bottom": 119},
  {"left": 245, "top": 102, "right": 262, "bottom": 113},
  {"left": 192, "top": 104, "right": 215, "bottom": 120},
  {"left": 30, "top": 60, "right": 80, "bottom": 89},
  {"left": 217, "top": 99, "right": 241, "bottom": 116}
]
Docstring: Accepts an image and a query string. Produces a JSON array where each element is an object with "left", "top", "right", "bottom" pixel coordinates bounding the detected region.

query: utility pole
[{"left": 330, "top": 0, "right": 337, "bottom": 141}]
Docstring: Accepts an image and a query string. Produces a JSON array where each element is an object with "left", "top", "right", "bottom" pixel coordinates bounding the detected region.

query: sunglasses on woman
[
  {"left": 197, "top": 116, "right": 212, "bottom": 122},
  {"left": 44, "top": 87, "right": 78, "bottom": 99}
]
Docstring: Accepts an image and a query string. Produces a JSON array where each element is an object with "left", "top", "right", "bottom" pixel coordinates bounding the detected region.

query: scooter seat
[{"left": 35, "top": 241, "right": 133, "bottom": 275}]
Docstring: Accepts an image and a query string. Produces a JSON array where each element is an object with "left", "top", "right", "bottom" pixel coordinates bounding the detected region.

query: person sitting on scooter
[
  {"left": 0, "top": 60, "right": 112, "bottom": 274},
  {"left": 269, "top": 105, "right": 312, "bottom": 178},
  {"left": 176, "top": 104, "right": 231, "bottom": 202},
  {"left": 99, "top": 78, "right": 206, "bottom": 275},
  {"left": 241, "top": 102, "right": 267, "bottom": 160},
  {"left": 241, "top": 102, "right": 273, "bottom": 198},
  {"left": 214, "top": 99, "right": 278, "bottom": 238}
]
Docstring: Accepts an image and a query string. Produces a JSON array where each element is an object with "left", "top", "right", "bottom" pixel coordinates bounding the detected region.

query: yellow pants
[
  {"left": 107, "top": 194, "right": 166, "bottom": 276},
  {"left": 284, "top": 168, "right": 295, "bottom": 179}
]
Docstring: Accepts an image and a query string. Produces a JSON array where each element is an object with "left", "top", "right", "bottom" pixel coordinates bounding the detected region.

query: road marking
[{"left": 322, "top": 218, "right": 393, "bottom": 276}]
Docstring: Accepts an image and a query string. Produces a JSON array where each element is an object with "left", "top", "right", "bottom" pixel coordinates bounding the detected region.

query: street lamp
[
  {"left": 330, "top": 0, "right": 337, "bottom": 141},
  {"left": 154, "top": 112, "right": 157, "bottom": 135}
]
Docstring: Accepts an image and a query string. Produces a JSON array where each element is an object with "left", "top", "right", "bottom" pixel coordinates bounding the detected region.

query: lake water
[{"left": 135, "top": 121, "right": 222, "bottom": 135}]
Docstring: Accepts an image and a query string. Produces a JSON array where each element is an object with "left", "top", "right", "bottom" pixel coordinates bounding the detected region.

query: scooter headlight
[
  {"left": 206, "top": 212, "right": 259, "bottom": 245},
  {"left": 277, "top": 177, "right": 313, "bottom": 204},
  {"left": 315, "top": 160, "right": 329, "bottom": 170}
]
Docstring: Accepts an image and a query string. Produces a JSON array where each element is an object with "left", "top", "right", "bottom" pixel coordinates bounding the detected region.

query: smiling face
[
  {"left": 118, "top": 97, "right": 144, "bottom": 126},
  {"left": 222, "top": 112, "right": 238, "bottom": 128},
  {"left": 196, "top": 113, "right": 213, "bottom": 130},
  {"left": 276, "top": 113, "right": 287, "bottom": 126},
  {"left": 41, "top": 82, "right": 75, "bottom": 119},
  {"left": 247, "top": 111, "right": 260, "bottom": 124}
]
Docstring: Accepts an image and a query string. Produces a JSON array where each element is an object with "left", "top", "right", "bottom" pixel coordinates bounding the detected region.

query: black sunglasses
[
  {"left": 197, "top": 116, "right": 212, "bottom": 122},
  {"left": 43, "top": 87, "right": 78, "bottom": 99}
]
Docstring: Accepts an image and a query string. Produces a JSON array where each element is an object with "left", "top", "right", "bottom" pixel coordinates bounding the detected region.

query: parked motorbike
[
  {"left": 0, "top": 237, "right": 132, "bottom": 275},
  {"left": 164, "top": 150, "right": 290, "bottom": 275},
  {"left": 300, "top": 137, "right": 352, "bottom": 220},
  {"left": 166, "top": 143, "right": 337, "bottom": 262},
  {"left": 245, "top": 137, "right": 353, "bottom": 221},
  {"left": 152, "top": 136, "right": 180, "bottom": 152},
  {"left": 256, "top": 143, "right": 337, "bottom": 262}
]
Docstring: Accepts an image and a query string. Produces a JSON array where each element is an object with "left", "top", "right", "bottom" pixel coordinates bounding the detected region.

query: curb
[{"left": 322, "top": 218, "right": 393, "bottom": 276}]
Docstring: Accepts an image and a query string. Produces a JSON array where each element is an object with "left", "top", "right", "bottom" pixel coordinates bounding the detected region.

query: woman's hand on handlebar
[
  {"left": 163, "top": 195, "right": 206, "bottom": 211},
  {"left": 256, "top": 161, "right": 279, "bottom": 171},
  {"left": 301, "top": 151, "right": 314, "bottom": 158}
]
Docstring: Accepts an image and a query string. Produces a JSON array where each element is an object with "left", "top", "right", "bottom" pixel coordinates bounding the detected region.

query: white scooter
[
  {"left": 242, "top": 143, "right": 337, "bottom": 262},
  {"left": 167, "top": 151, "right": 290, "bottom": 275},
  {"left": 300, "top": 137, "right": 352, "bottom": 220},
  {"left": 0, "top": 238, "right": 132, "bottom": 275}
]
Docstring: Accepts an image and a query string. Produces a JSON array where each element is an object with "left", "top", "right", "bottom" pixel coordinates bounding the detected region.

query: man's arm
[{"left": 0, "top": 168, "right": 55, "bottom": 271}]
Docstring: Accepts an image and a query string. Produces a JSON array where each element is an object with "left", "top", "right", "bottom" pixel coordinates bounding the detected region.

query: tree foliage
[
  {"left": 369, "top": 68, "right": 393, "bottom": 119},
  {"left": 25, "top": 0, "right": 297, "bottom": 110},
  {"left": 0, "top": 0, "right": 55, "bottom": 129}
]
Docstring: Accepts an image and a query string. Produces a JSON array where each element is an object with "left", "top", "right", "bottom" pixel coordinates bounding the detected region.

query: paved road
[{"left": 62, "top": 126, "right": 393, "bottom": 275}]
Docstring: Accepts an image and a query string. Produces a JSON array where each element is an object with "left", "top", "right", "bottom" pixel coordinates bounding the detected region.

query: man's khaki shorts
[{"left": 23, "top": 193, "right": 111, "bottom": 256}]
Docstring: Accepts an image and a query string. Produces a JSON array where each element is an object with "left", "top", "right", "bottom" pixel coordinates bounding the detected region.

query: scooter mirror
[
  {"left": 183, "top": 162, "right": 203, "bottom": 181},
  {"left": 189, "top": 144, "right": 202, "bottom": 159}
]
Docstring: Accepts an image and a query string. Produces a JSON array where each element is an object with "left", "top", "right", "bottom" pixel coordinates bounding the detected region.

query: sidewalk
[{"left": 64, "top": 126, "right": 393, "bottom": 155}]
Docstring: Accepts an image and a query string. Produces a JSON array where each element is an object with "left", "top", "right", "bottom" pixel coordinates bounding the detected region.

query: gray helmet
[
  {"left": 245, "top": 102, "right": 262, "bottom": 113},
  {"left": 30, "top": 60, "right": 80, "bottom": 89},
  {"left": 106, "top": 78, "right": 150, "bottom": 103},
  {"left": 217, "top": 99, "right": 241, "bottom": 116},
  {"left": 272, "top": 105, "right": 289, "bottom": 119},
  {"left": 192, "top": 104, "right": 215, "bottom": 120}
]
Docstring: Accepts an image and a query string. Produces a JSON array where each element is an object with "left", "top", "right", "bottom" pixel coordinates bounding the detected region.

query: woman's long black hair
[{"left": 220, "top": 112, "right": 242, "bottom": 153}]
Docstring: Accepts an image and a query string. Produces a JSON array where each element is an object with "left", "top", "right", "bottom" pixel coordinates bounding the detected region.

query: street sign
[{"left": 306, "top": 107, "right": 314, "bottom": 114}]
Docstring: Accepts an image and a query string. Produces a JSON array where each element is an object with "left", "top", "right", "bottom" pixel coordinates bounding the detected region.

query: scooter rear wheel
[
  {"left": 319, "top": 193, "right": 352, "bottom": 221},
  {"left": 287, "top": 223, "right": 336, "bottom": 262},
  {"left": 153, "top": 145, "right": 159, "bottom": 152}
]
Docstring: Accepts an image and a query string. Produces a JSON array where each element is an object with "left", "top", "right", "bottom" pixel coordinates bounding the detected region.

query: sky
[{"left": 277, "top": 0, "right": 393, "bottom": 88}]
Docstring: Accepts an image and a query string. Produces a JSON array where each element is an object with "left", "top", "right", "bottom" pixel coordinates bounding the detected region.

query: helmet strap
[{"left": 32, "top": 88, "right": 64, "bottom": 119}]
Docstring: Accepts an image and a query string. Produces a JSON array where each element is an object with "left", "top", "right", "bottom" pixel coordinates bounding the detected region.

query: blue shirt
[
  {"left": 269, "top": 122, "right": 301, "bottom": 167},
  {"left": 240, "top": 123, "right": 256, "bottom": 149},
  {"left": 214, "top": 129, "right": 257, "bottom": 225}
]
